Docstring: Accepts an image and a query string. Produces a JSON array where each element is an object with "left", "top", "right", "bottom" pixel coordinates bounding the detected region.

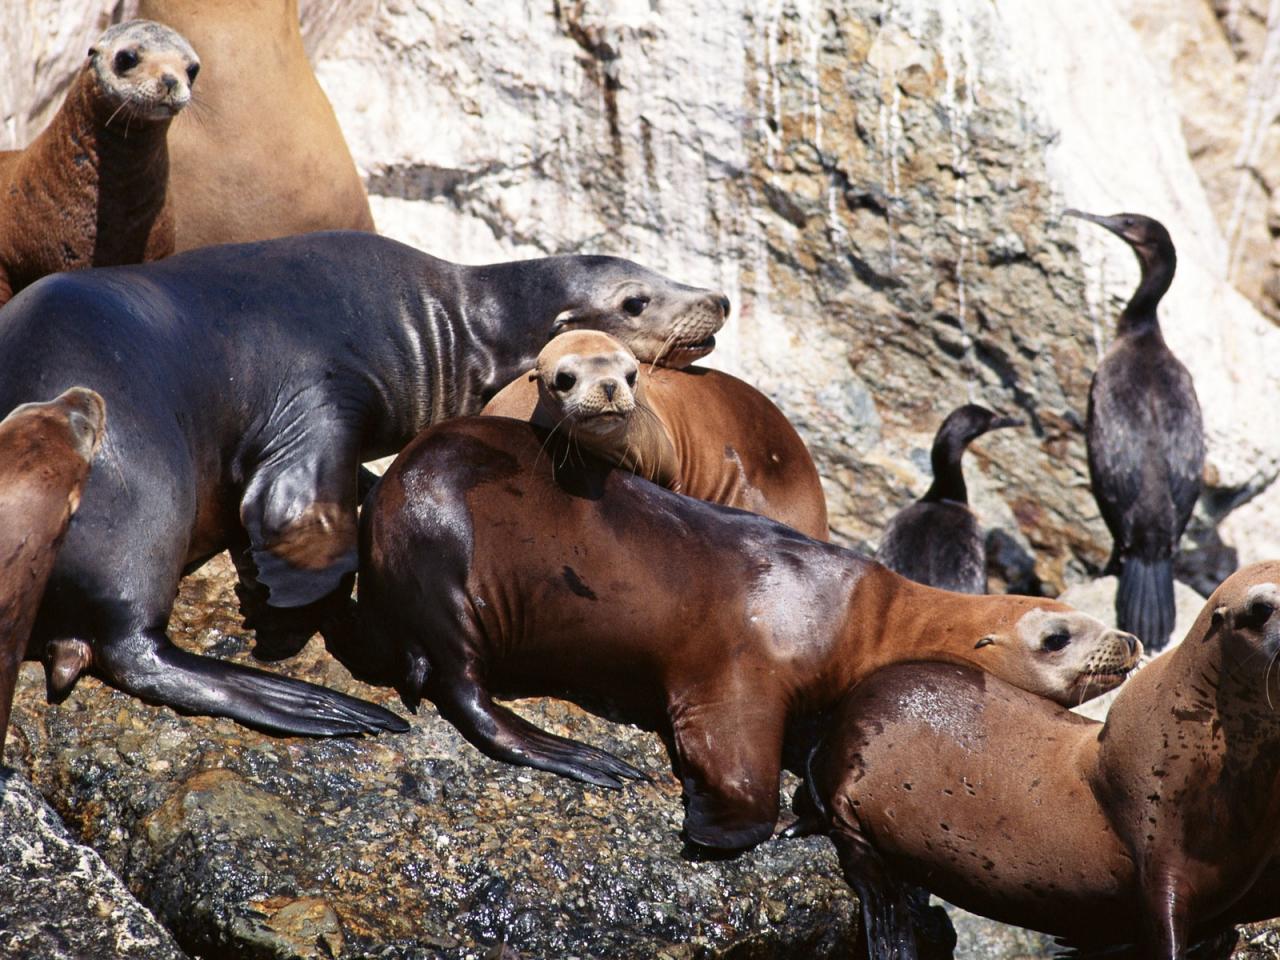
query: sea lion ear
[
  {"left": 1208, "top": 606, "right": 1228, "bottom": 639},
  {"left": 88, "top": 46, "right": 98, "bottom": 58},
  {"left": 550, "top": 309, "right": 576, "bottom": 335},
  {"left": 974, "top": 636, "right": 996, "bottom": 650}
]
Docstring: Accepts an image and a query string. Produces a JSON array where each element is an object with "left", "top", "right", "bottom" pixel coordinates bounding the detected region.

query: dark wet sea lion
[
  {"left": 0, "top": 388, "right": 104, "bottom": 760},
  {"left": 802, "top": 561, "right": 1280, "bottom": 959},
  {"left": 0, "top": 20, "right": 198, "bottom": 305},
  {"left": 356, "top": 416, "right": 1138, "bottom": 851},
  {"left": 482, "top": 329, "right": 828, "bottom": 539},
  {"left": 135, "top": 0, "right": 375, "bottom": 249},
  {"left": 875, "top": 404, "right": 1022, "bottom": 593},
  {"left": 0, "top": 231, "right": 727, "bottom": 737},
  {"left": 1070, "top": 209, "right": 1203, "bottom": 652}
]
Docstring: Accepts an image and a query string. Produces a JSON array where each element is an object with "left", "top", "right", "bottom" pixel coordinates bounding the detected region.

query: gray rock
[
  {"left": 0, "top": 767, "right": 188, "bottom": 960},
  {"left": 7, "top": 558, "right": 858, "bottom": 959}
]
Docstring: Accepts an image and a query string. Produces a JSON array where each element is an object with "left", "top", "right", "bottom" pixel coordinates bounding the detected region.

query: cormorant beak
[
  {"left": 989, "top": 415, "right": 1024, "bottom": 431},
  {"left": 1063, "top": 208, "right": 1127, "bottom": 238}
]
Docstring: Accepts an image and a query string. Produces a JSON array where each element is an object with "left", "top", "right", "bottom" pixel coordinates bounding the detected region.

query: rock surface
[
  {"left": 0, "top": 767, "right": 189, "bottom": 960},
  {"left": 6, "top": 557, "right": 858, "bottom": 959}
]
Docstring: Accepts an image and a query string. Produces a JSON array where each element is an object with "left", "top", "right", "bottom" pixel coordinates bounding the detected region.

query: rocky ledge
[{"left": 4, "top": 555, "right": 856, "bottom": 959}]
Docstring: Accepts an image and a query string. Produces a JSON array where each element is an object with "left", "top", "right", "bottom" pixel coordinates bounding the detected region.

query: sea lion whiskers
[{"left": 533, "top": 409, "right": 577, "bottom": 472}]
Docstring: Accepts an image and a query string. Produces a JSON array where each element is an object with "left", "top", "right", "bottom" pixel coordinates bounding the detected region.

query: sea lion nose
[
  {"left": 162, "top": 73, "right": 179, "bottom": 92},
  {"left": 1118, "top": 631, "right": 1140, "bottom": 658},
  {"left": 602, "top": 381, "right": 616, "bottom": 401},
  {"left": 717, "top": 294, "right": 731, "bottom": 317}
]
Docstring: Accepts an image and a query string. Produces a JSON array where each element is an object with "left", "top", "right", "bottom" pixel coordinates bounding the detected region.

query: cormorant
[
  {"left": 876, "top": 404, "right": 1023, "bottom": 593},
  {"left": 1068, "top": 209, "right": 1204, "bottom": 652}
]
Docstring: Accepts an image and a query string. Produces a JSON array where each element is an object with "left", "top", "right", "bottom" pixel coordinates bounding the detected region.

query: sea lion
[
  {"left": 801, "top": 561, "right": 1280, "bottom": 959},
  {"left": 0, "top": 231, "right": 727, "bottom": 737},
  {"left": 135, "top": 0, "right": 374, "bottom": 250},
  {"left": 0, "top": 388, "right": 104, "bottom": 760},
  {"left": 875, "top": 404, "right": 1022, "bottom": 593},
  {"left": 0, "top": 20, "right": 198, "bottom": 305},
  {"left": 355, "top": 415, "right": 1138, "bottom": 851},
  {"left": 1069, "top": 210, "right": 1204, "bottom": 653},
  {"left": 482, "top": 330, "right": 828, "bottom": 539}
]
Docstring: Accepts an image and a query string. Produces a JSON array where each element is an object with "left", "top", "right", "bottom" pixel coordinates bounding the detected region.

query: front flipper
[
  {"left": 239, "top": 433, "right": 359, "bottom": 610},
  {"left": 429, "top": 669, "right": 648, "bottom": 789},
  {"left": 668, "top": 683, "right": 786, "bottom": 851},
  {"left": 95, "top": 628, "right": 407, "bottom": 736},
  {"left": 830, "top": 816, "right": 923, "bottom": 960}
]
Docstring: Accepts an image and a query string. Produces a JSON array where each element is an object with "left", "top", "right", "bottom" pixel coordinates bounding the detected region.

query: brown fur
[
  {"left": 0, "top": 389, "right": 103, "bottom": 758},
  {"left": 808, "top": 561, "right": 1280, "bottom": 957},
  {"left": 0, "top": 21, "right": 197, "bottom": 305},
  {"left": 137, "top": 0, "right": 375, "bottom": 250},
  {"left": 482, "top": 331, "right": 829, "bottom": 540},
  {"left": 356, "top": 417, "right": 1137, "bottom": 850}
]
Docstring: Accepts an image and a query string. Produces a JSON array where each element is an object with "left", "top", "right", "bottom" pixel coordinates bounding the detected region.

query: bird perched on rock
[
  {"left": 1068, "top": 209, "right": 1203, "bottom": 653},
  {"left": 875, "top": 404, "right": 1023, "bottom": 594}
]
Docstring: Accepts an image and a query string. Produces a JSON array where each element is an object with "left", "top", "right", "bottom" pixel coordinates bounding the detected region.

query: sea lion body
[
  {"left": 0, "top": 21, "right": 198, "bottom": 304},
  {"left": 806, "top": 561, "right": 1280, "bottom": 957},
  {"left": 0, "top": 232, "right": 727, "bottom": 737},
  {"left": 0, "top": 388, "right": 104, "bottom": 759},
  {"left": 482, "top": 331, "right": 828, "bottom": 539},
  {"left": 136, "top": 0, "right": 374, "bottom": 249},
  {"left": 357, "top": 416, "right": 1137, "bottom": 851}
]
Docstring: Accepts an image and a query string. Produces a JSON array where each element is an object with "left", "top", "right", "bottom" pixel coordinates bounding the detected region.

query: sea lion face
[
  {"left": 535, "top": 331, "right": 640, "bottom": 442},
  {"left": 2, "top": 388, "right": 106, "bottom": 502},
  {"left": 976, "top": 607, "right": 1141, "bottom": 706},
  {"left": 552, "top": 256, "right": 729, "bottom": 367},
  {"left": 89, "top": 21, "right": 200, "bottom": 122},
  {"left": 1206, "top": 565, "right": 1280, "bottom": 670}
]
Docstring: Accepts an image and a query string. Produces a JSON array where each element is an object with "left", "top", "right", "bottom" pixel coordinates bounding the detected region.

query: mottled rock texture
[
  {"left": 6, "top": 558, "right": 858, "bottom": 959},
  {"left": 0, "top": 768, "right": 188, "bottom": 960}
]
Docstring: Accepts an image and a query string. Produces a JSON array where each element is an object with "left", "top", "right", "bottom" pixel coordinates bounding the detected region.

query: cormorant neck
[
  {"left": 1118, "top": 243, "right": 1175, "bottom": 335},
  {"left": 923, "top": 438, "right": 967, "bottom": 505}
]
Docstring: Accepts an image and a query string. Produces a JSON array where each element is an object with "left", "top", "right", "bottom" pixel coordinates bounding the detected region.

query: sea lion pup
[
  {"left": 799, "top": 562, "right": 1280, "bottom": 960},
  {"left": 481, "top": 330, "right": 828, "bottom": 539},
  {"left": 1068, "top": 210, "right": 1204, "bottom": 653},
  {"left": 0, "top": 388, "right": 104, "bottom": 759},
  {"left": 0, "top": 232, "right": 726, "bottom": 737},
  {"left": 0, "top": 21, "right": 198, "bottom": 305},
  {"left": 136, "top": 0, "right": 374, "bottom": 249},
  {"left": 875, "top": 404, "right": 1022, "bottom": 593},
  {"left": 355, "top": 415, "right": 1138, "bottom": 851}
]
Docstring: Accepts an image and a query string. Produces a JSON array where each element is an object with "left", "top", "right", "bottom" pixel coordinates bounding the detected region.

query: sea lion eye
[
  {"left": 553, "top": 371, "right": 577, "bottom": 392},
  {"left": 113, "top": 49, "right": 140, "bottom": 73},
  {"left": 187, "top": 63, "right": 200, "bottom": 83},
  {"left": 1245, "top": 600, "right": 1276, "bottom": 628},
  {"left": 1043, "top": 632, "right": 1071, "bottom": 652},
  {"left": 625, "top": 370, "right": 637, "bottom": 388},
  {"left": 622, "top": 296, "right": 650, "bottom": 317}
]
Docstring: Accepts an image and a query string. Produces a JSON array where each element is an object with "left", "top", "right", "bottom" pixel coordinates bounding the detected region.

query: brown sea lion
[
  {"left": 0, "top": 233, "right": 726, "bottom": 737},
  {"left": 0, "top": 20, "right": 198, "bottom": 305},
  {"left": 136, "top": 0, "right": 374, "bottom": 250},
  {"left": 801, "top": 561, "right": 1280, "bottom": 959},
  {"left": 0, "top": 389, "right": 104, "bottom": 760},
  {"left": 355, "top": 416, "right": 1138, "bottom": 851},
  {"left": 481, "top": 330, "right": 829, "bottom": 539}
]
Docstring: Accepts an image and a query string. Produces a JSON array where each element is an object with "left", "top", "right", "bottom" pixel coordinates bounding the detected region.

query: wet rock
[
  {"left": 7, "top": 557, "right": 858, "bottom": 959},
  {"left": 0, "top": 767, "right": 188, "bottom": 960}
]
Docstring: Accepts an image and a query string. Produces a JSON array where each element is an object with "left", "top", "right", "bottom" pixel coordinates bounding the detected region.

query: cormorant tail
[{"left": 1116, "top": 556, "right": 1175, "bottom": 653}]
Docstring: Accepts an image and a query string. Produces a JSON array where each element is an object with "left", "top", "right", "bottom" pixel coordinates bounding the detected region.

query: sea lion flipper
[
  {"left": 432, "top": 675, "right": 647, "bottom": 788},
  {"left": 830, "top": 823, "right": 923, "bottom": 960},
  {"left": 670, "top": 693, "right": 784, "bottom": 850},
  {"left": 95, "top": 628, "right": 407, "bottom": 736},
  {"left": 239, "top": 443, "right": 358, "bottom": 610}
]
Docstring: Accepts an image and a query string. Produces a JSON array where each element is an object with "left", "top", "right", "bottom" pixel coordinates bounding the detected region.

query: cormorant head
[
  {"left": 935, "top": 403, "right": 1024, "bottom": 454},
  {"left": 1064, "top": 209, "right": 1175, "bottom": 270}
]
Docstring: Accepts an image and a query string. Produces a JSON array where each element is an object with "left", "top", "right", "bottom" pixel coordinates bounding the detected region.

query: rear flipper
[
  {"left": 428, "top": 671, "right": 648, "bottom": 789},
  {"left": 830, "top": 822, "right": 923, "bottom": 960},
  {"left": 1116, "top": 556, "right": 1175, "bottom": 653},
  {"left": 95, "top": 629, "right": 407, "bottom": 736}
]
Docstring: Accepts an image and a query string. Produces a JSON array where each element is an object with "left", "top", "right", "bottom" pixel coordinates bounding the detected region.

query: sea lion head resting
[
  {"left": 549, "top": 256, "right": 729, "bottom": 367},
  {"left": 530, "top": 330, "right": 679, "bottom": 484},
  {"left": 971, "top": 604, "right": 1141, "bottom": 705},
  {"left": 88, "top": 20, "right": 200, "bottom": 122}
]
